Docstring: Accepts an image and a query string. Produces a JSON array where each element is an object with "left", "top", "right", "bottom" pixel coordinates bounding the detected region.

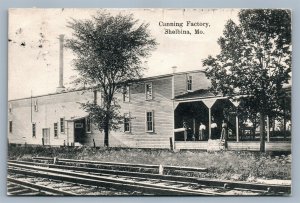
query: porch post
[
  {"left": 173, "top": 101, "right": 179, "bottom": 150},
  {"left": 267, "top": 115, "right": 270, "bottom": 142},
  {"left": 229, "top": 99, "right": 241, "bottom": 143},
  {"left": 236, "top": 115, "right": 239, "bottom": 142},
  {"left": 193, "top": 118, "right": 196, "bottom": 139},
  {"left": 67, "top": 121, "right": 69, "bottom": 146},
  {"left": 208, "top": 107, "right": 212, "bottom": 140},
  {"left": 202, "top": 99, "right": 218, "bottom": 140}
]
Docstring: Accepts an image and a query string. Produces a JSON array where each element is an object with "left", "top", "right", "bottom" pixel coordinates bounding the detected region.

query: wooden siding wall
[
  {"left": 66, "top": 122, "right": 74, "bottom": 145},
  {"left": 227, "top": 141, "right": 261, "bottom": 151},
  {"left": 265, "top": 141, "right": 291, "bottom": 152},
  {"left": 8, "top": 90, "right": 105, "bottom": 147},
  {"left": 174, "top": 71, "right": 211, "bottom": 97},
  {"left": 108, "top": 77, "right": 174, "bottom": 148},
  {"left": 174, "top": 141, "right": 207, "bottom": 150},
  {"left": 8, "top": 76, "right": 175, "bottom": 148},
  {"left": 8, "top": 71, "right": 212, "bottom": 149}
]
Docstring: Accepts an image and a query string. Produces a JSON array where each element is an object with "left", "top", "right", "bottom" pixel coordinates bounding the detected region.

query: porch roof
[
  {"left": 174, "top": 89, "right": 225, "bottom": 102},
  {"left": 175, "top": 89, "right": 215, "bottom": 99},
  {"left": 65, "top": 113, "right": 89, "bottom": 121}
]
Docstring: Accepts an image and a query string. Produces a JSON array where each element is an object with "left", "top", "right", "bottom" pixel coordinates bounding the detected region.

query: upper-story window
[
  {"left": 187, "top": 75, "right": 192, "bottom": 91},
  {"left": 123, "top": 86, "right": 130, "bottom": 102},
  {"left": 9, "top": 103, "right": 12, "bottom": 113},
  {"left": 34, "top": 100, "right": 38, "bottom": 112},
  {"left": 124, "top": 113, "right": 130, "bottom": 132},
  {"left": 145, "top": 83, "right": 153, "bottom": 100},
  {"left": 60, "top": 118, "right": 65, "bottom": 133}
]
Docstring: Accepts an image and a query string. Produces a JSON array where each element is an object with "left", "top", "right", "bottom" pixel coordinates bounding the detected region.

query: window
[
  {"left": 34, "top": 100, "right": 38, "bottom": 112},
  {"left": 93, "top": 90, "right": 97, "bottom": 104},
  {"left": 32, "top": 123, "right": 36, "bottom": 138},
  {"left": 86, "top": 117, "right": 91, "bottom": 133},
  {"left": 75, "top": 123, "right": 83, "bottom": 128},
  {"left": 145, "top": 83, "right": 153, "bottom": 100},
  {"left": 54, "top": 123, "right": 58, "bottom": 138},
  {"left": 146, "top": 111, "right": 154, "bottom": 132},
  {"left": 100, "top": 92, "right": 104, "bottom": 106},
  {"left": 9, "top": 103, "right": 12, "bottom": 113},
  {"left": 187, "top": 75, "right": 192, "bottom": 91},
  {"left": 9, "top": 121, "right": 12, "bottom": 133},
  {"left": 60, "top": 118, "right": 65, "bottom": 133},
  {"left": 124, "top": 113, "right": 130, "bottom": 132},
  {"left": 123, "top": 86, "right": 130, "bottom": 102}
]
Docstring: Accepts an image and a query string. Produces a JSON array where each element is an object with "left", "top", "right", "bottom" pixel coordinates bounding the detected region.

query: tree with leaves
[
  {"left": 66, "top": 12, "right": 157, "bottom": 147},
  {"left": 202, "top": 9, "right": 291, "bottom": 151}
]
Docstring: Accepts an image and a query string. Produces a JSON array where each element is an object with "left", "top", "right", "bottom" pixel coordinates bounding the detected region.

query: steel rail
[
  {"left": 7, "top": 177, "right": 78, "bottom": 196},
  {"left": 10, "top": 160, "right": 291, "bottom": 194},
  {"left": 32, "top": 157, "right": 208, "bottom": 172},
  {"left": 9, "top": 160, "right": 213, "bottom": 184},
  {"left": 8, "top": 162, "right": 218, "bottom": 196}
]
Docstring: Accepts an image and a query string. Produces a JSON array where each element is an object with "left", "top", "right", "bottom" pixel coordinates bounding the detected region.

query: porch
[
  {"left": 172, "top": 91, "right": 291, "bottom": 152},
  {"left": 174, "top": 140, "right": 291, "bottom": 152}
]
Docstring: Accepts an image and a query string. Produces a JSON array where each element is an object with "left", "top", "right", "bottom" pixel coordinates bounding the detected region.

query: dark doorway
[
  {"left": 74, "top": 118, "right": 86, "bottom": 144},
  {"left": 174, "top": 101, "right": 208, "bottom": 141},
  {"left": 42, "top": 128, "right": 50, "bottom": 145}
]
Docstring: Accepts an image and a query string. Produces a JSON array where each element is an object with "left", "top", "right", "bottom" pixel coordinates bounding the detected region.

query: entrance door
[
  {"left": 74, "top": 119, "right": 86, "bottom": 144},
  {"left": 42, "top": 128, "right": 50, "bottom": 145}
]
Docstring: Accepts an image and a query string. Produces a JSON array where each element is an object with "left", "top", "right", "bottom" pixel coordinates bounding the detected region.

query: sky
[{"left": 8, "top": 8, "right": 239, "bottom": 100}]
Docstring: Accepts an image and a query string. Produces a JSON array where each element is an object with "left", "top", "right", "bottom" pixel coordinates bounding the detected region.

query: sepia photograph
[{"left": 7, "top": 8, "right": 291, "bottom": 196}]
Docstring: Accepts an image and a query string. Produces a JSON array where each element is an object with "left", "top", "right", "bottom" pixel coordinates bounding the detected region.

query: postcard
[{"left": 7, "top": 8, "right": 291, "bottom": 196}]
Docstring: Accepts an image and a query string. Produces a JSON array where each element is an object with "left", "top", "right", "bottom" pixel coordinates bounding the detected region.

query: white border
[{"left": 1, "top": 1, "right": 299, "bottom": 203}]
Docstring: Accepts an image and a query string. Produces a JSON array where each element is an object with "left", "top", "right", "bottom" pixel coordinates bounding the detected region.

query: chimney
[
  {"left": 172, "top": 66, "right": 177, "bottom": 74},
  {"left": 56, "top": 34, "right": 65, "bottom": 93}
]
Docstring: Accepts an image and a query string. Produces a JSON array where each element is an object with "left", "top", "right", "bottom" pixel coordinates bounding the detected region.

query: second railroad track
[{"left": 7, "top": 157, "right": 291, "bottom": 196}]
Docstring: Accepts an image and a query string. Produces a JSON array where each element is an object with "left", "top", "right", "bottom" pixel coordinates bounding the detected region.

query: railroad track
[
  {"left": 32, "top": 156, "right": 208, "bottom": 174},
  {"left": 7, "top": 158, "right": 291, "bottom": 196},
  {"left": 7, "top": 176, "right": 77, "bottom": 196}
]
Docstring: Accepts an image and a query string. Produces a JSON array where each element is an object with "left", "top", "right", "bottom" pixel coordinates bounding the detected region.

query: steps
[{"left": 207, "top": 139, "right": 225, "bottom": 152}]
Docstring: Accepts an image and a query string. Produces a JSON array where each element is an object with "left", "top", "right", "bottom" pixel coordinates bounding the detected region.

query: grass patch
[{"left": 8, "top": 145, "right": 291, "bottom": 182}]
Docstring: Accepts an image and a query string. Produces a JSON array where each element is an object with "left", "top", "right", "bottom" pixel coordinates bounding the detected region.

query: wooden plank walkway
[{"left": 174, "top": 141, "right": 291, "bottom": 152}]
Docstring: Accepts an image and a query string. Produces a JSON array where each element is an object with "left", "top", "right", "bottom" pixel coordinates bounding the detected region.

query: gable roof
[{"left": 9, "top": 69, "right": 205, "bottom": 101}]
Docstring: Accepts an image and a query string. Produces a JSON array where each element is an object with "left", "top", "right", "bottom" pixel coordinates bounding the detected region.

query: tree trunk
[
  {"left": 104, "top": 116, "right": 109, "bottom": 147},
  {"left": 260, "top": 112, "right": 265, "bottom": 152},
  {"left": 283, "top": 99, "right": 287, "bottom": 140},
  {"left": 104, "top": 129, "right": 109, "bottom": 147}
]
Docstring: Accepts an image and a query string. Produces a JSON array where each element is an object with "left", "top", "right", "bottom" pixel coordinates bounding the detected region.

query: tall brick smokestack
[{"left": 56, "top": 34, "right": 65, "bottom": 93}]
